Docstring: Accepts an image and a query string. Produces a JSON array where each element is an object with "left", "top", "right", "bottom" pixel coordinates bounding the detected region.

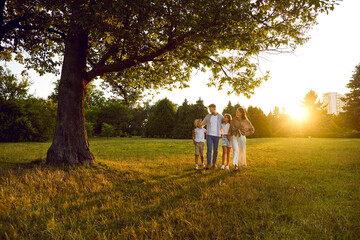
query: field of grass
[{"left": 0, "top": 137, "right": 359, "bottom": 239}]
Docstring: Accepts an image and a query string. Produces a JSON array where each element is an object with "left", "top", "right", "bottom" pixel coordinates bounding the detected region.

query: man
[{"left": 202, "top": 104, "right": 223, "bottom": 169}]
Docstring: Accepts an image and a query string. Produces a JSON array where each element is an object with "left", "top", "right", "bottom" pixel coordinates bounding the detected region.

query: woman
[{"left": 230, "top": 107, "right": 255, "bottom": 170}]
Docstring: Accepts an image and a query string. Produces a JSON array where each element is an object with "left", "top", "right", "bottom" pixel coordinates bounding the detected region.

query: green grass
[{"left": 0, "top": 137, "right": 359, "bottom": 239}]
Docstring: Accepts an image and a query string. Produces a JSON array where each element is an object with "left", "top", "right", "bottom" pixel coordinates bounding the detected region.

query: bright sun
[{"left": 288, "top": 106, "right": 307, "bottom": 120}]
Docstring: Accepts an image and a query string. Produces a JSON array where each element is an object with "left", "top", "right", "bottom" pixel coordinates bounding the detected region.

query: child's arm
[{"left": 192, "top": 129, "right": 196, "bottom": 145}]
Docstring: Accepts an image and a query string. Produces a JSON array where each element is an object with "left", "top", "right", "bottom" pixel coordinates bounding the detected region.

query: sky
[
  {"left": 152, "top": 0, "right": 360, "bottom": 117},
  {"left": 3, "top": 0, "right": 360, "bottom": 118}
]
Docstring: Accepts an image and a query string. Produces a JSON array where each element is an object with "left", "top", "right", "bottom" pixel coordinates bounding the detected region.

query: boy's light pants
[{"left": 232, "top": 135, "right": 247, "bottom": 167}]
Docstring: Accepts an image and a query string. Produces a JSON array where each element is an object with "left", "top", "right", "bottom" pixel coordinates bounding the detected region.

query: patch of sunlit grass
[{"left": 0, "top": 137, "right": 359, "bottom": 239}]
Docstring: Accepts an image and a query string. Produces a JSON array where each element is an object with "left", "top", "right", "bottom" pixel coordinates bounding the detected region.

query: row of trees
[
  {"left": 1, "top": 61, "right": 359, "bottom": 142},
  {"left": 0, "top": 67, "right": 56, "bottom": 142},
  {"left": 0, "top": 66, "right": 153, "bottom": 141}
]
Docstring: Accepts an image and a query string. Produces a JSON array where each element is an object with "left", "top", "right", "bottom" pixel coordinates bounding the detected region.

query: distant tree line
[
  {"left": 0, "top": 67, "right": 56, "bottom": 142},
  {"left": 1, "top": 62, "right": 360, "bottom": 142}
]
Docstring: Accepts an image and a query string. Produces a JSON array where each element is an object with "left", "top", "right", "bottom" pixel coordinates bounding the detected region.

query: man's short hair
[{"left": 208, "top": 103, "right": 216, "bottom": 108}]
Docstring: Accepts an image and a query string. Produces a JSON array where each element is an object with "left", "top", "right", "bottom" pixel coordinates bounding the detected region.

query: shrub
[
  {"left": 101, "top": 123, "right": 115, "bottom": 137},
  {"left": 85, "top": 122, "right": 94, "bottom": 138}
]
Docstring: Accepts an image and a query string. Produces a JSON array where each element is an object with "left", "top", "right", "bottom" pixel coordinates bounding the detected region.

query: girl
[
  {"left": 230, "top": 107, "right": 255, "bottom": 170},
  {"left": 220, "top": 114, "right": 232, "bottom": 170}
]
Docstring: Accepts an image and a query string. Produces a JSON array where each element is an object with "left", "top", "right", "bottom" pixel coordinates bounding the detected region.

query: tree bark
[{"left": 46, "top": 18, "right": 94, "bottom": 165}]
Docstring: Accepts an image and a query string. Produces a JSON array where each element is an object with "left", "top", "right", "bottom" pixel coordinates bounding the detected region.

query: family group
[{"left": 192, "top": 104, "right": 255, "bottom": 170}]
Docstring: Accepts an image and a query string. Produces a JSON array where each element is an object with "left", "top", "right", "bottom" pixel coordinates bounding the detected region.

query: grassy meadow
[{"left": 0, "top": 137, "right": 359, "bottom": 239}]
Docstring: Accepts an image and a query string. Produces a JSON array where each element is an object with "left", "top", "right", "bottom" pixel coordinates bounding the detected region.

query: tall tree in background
[
  {"left": 172, "top": 98, "right": 208, "bottom": 139},
  {"left": 1, "top": 0, "right": 338, "bottom": 165},
  {"left": 193, "top": 98, "right": 209, "bottom": 121},
  {"left": 222, "top": 101, "right": 241, "bottom": 118},
  {"left": 268, "top": 106, "right": 294, "bottom": 137},
  {"left": 342, "top": 63, "right": 360, "bottom": 131},
  {"left": 129, "top": 102, "right": 153, "bottom": 137},
  {"left": 247, "top": 106, "right": 271, "bottom": 138},
  {"left": 171, "top": 99, "right": 192, "bottom": 139},
  {"left": 301, "top": 90, "right": 328, "bottom": 136},
  {"left": 145, "top": 98, "right": 176, "bottom": 138},
  {"left": 301, "top": 90, "right": 324, "bottom": 113}
]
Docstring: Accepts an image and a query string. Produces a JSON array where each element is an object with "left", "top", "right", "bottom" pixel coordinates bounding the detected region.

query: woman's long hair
[{"left": 237, "top": 107, "right": 248, "bottom": 120}]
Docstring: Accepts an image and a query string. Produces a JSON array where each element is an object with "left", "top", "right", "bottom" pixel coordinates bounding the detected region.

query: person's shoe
[
  {"left": 206, "top": 164, "right": 211, "bottom": 169},
  {"left": 225, "top": 165, "right": 230, "bottom": 170},
  {"left": 213, "top": 164, "right": 217, "bottom": 169},
  {"left": 194, "top": 164, "right": 198, "bottom": 170},
  {"left": 220, "top": 165, "right": 225, "bottom": 170},
  {"left": 200, "top": 163, "right": 205, "bottom": 168},
  {"left": 234, "top": 165, "right": 238, "bottom": 171}
]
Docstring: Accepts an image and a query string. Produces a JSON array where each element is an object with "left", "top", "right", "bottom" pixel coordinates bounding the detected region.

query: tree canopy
[
  {"left": 145, "top": 98, "right": 176, "bottom": 138},
  {"left": 2, "top": 0, "right": 338, "bottom": 97}
]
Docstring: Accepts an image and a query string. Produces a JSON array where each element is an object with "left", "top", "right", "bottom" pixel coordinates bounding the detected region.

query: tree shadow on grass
[
  {"left": 90, "top": 166, "right": 242, "bottom": 237},
  {"left": 0, "top": 159, "right": 43, "bottom": 170},
  {"left": 1, "top": 159, "right": 244, "bottom": 239}
]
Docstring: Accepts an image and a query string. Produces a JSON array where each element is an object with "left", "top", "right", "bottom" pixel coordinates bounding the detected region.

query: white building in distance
[{"left": 322, "top": 92, "right": 345, "bottom": 115}]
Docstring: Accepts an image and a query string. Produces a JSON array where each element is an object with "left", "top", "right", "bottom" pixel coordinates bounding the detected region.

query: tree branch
[
  {"left": 0, "top": 14, "right": 28, "bottom": 39},
  {"left": 189, "top": 46, "right": 231, "bottom": 78},
  {"left": 112, "top": 80, "right": 129, "bottom": 106},
  {"left": 45, "top": 27, "right": 66, "bottom": 40},
  {"left": 92, "top": 45, "right": 119, "bottom": 70},
  {"left": 87, "top": 33, "right": 191, "bottom": 81}
]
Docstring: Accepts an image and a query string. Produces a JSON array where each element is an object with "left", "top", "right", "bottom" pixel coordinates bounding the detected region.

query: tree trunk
[{"left": 46, "top": 19, "right": 94, "bottom": 165}]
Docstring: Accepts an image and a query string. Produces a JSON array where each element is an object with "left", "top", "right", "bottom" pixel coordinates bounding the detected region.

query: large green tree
[
  {"left": 342, "top": 63, "right": 360, "bottom": 131},
  {"left": 1, "top": 0, "right": 338, "bottom": 165},
  {"left": 222, "top": 101, "right": 241, "bottom": 118},
  {"left": 246, "top": 106, "right": 271, "bottom": 138},
  {"left": 172, "top": 98, "right": 208, "bottom": 139},
  {"left": 268, "top": 106, "right": 294, "bottom": 137},
  {"left": 301, "top": 90, "right": 328, "bottom": 136},
  {"left": 145, "top": 98, "right": 176, "bottom": 138}
]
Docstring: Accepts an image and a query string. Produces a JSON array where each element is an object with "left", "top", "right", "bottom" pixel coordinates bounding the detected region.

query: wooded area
[{"left": 1, "top": 62, "right": 359, "bottom": 142}]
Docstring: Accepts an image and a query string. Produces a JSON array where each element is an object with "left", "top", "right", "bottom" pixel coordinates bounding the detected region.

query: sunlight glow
[{"left": 288, "top": 106, "right": 307, "bottom": 120}]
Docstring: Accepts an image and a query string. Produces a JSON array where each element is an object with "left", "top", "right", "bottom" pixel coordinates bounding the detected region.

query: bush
[
  {"left": 0, "top": 99, "right": 56, "bottom": 142},
  {"left": 85, "top": 122, "right": 94, "bottom": 138},
  {"left": 101, "top": 123, "right": 115, "bottom": 137},
  {"left": 344, "top": 129, "right": 360, "bottom": 138}
]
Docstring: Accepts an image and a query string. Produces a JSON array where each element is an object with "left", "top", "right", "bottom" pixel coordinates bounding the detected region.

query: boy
[{"left": 192, "top": 119, "right": 207, "bottom": 170}]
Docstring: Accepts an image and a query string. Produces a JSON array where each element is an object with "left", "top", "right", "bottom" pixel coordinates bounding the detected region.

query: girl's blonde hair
[
  {"left": 194, "top": 119, "right": 201, "bottom": 127},
  {"left": 222, "top": 113, "right": 232, "bottom": 123}
]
